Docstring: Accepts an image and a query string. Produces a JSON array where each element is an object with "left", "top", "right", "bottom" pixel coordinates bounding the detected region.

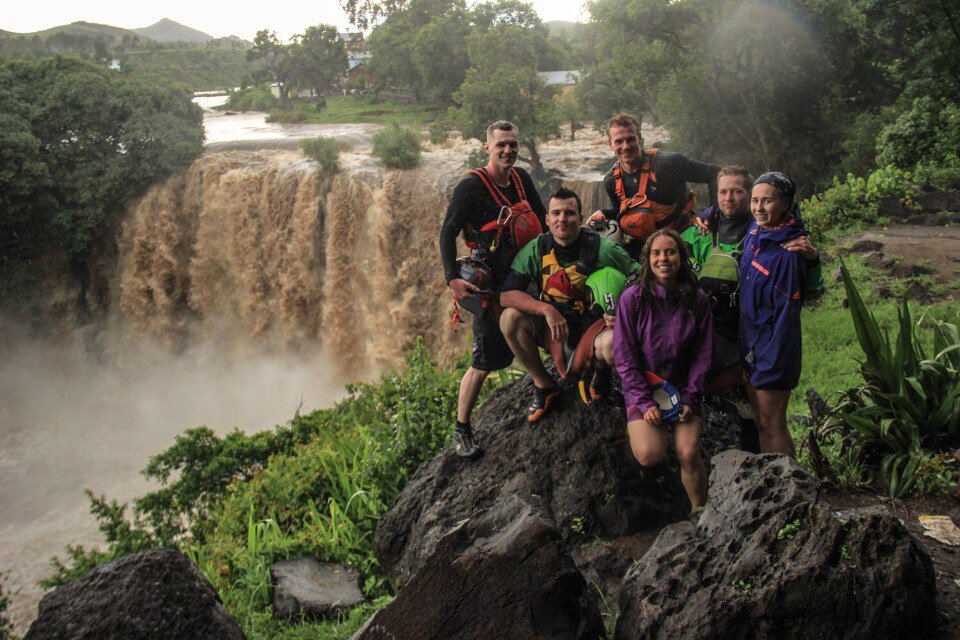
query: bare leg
[
  {"left": 627, "top": 419, "right": 669, "bottom": 467},
  {"left": 745, "top": 385, "right": 795, "bottom": 456},
  {"left": 500, "top": 308, "right": 554, "bottom": 389},
  {"left": 457, "top": 367, "right": 490, "bottom": 423},
  {"left": 674, "top": 416, "right": 708, "bottom": 510},
  {"left": 593, "top": 328, "right": 614, "bottom": 367}
]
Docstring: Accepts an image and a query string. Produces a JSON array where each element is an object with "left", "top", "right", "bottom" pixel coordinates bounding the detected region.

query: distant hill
[
  {"left": 1, "top": 21, "right": 145, "bottom": 42},
  {"left": 134, "top": 18, "right": 213, "bottom": 43}
]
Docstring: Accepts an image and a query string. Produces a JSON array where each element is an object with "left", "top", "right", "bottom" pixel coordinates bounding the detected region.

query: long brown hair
[{"left": 638, "top": 229, "right": 701, "bottom": 312}]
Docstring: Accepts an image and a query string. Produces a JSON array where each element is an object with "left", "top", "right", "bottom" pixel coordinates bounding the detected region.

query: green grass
[
  {"left": 794, "top": 256, "right": 957, "bottom": 414},
  {"left": 273, "top": 96, "right": 443, "bottom": 126}
]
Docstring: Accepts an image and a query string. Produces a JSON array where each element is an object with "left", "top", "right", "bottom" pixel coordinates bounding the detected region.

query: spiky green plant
[{"left": 818, "top": 262, "right": 960, "bottom": 496}]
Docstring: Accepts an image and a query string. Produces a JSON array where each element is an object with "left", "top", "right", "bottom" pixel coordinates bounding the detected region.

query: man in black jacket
[
  {"left": 588, "top": 112, "right": 719, "bottom": 259},
  {"left": 439, "top": 120, "right": 546, "bottom": 459}
]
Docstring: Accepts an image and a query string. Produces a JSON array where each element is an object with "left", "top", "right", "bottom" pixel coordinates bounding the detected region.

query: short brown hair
[
  {"left": 606, "top": 112, "right": 641, "bottom": 138},
  {"left": 550, "top": 186, "right": 582, "bottom": 214},
  {"left": 717, "top": 165, "right": 753, "bottom": 190},
  {"left": 486, "top": 120, "right": 518, "bottom": 138}
]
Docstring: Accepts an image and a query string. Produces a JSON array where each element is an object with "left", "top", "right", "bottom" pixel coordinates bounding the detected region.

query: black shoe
[
  {"left": 453, "top": 424, "right": 483, "bottom": 460},
  {"left": 578, "top": 367, "right": 611, "bottom": 405},
  {"left": 528, "top": 385, "right": 560, "bottom": 423}
]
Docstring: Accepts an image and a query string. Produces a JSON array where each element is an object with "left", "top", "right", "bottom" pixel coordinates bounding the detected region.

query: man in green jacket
[
  {"left": 681, "top": 165, "right": 822, "bottom": 451},
  {"left": 500, "top": 187, "right": 640, "bottom": 422}
]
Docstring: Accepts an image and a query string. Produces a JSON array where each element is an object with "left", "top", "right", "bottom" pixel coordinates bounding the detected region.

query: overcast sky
[{"left": 4, "top": 0, "right": 590, "bottom": 40}]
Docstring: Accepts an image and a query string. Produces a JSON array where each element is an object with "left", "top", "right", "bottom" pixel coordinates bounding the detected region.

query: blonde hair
[{"left": 606, "top": 112, "right": 641, "bottom": 138}]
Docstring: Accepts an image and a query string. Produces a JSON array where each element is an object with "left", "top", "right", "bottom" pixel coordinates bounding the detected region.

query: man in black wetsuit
[
  {"left": 439, "top": 120, "right": 547, "bottom": 459},
  {"left": 587, "top": 112, "right": 719, "bottom": 260}
]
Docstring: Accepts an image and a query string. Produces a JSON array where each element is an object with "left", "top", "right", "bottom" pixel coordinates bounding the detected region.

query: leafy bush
[
  {"left": 300, "top": 136, "right": 340, "bottom": 172},
  {"left": 371, "top": 123, "right": 422, "bottom": 169},
  {"left": 812, "top": 263, "right": 960, "bottom": 497},
  {"left": 876, "top": 97, "right": 960, "bottom": 170},
  {"left": 223, "top": 85, "right": 282, "bottom": 112},
  {"left": 428, "top": 120, "right": 448, "bottom": 145},
  {"left": 465, "top": 146, "right": 488, "bottom": 169},
  {"left": 801, "top": 165, "right": 919, "bottom": 243}
]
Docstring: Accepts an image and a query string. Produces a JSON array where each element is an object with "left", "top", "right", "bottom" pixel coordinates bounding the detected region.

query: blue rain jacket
[{"left": 738, "top": 212, "right": 809, "bottom": 390}]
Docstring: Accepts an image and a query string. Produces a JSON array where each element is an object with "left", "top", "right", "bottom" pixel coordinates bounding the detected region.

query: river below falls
[{"left": 0, "top": 334, "right": 343, "bottom": 632}]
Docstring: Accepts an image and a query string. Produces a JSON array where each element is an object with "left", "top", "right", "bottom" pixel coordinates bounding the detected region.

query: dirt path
[{"left": 845, "top": 224, "right": 960, "bottom": 300}]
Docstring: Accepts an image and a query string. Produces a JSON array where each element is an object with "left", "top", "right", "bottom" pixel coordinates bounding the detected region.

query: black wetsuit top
[
  {"left": 600, "top": 151, "right": 719, "bottom": 220},
  {"left": 439, "top": 166, "right": 546, "bottom": 286}
]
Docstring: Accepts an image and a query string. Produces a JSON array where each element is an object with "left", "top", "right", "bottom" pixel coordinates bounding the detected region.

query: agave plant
[{"left": 819, "top": 262, "right": 960, "bottom": 497}]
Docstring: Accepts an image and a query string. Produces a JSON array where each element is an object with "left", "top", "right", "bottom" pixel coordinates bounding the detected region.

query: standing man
[
  {"left": 440, "top": 121, "right": 547, "bottom": 460},
  {"left": 499, "top": 187, "right": 639, "bottom": 421},
  {"left": 589, "top": 112, "right": 719, "bottom": 259}
]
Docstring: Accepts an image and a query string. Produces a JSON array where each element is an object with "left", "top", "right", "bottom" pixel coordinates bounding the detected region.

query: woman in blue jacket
[{"left": 738, "top": 172, "right": 809, "bottom": 456}]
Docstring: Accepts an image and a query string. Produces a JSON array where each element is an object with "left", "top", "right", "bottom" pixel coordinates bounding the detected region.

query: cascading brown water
[{"left": 119, "top": 150, "right": 465, "bottom": 377}]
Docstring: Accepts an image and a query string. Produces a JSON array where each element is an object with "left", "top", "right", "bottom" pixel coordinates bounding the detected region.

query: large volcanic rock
[
  {"left": 353, "top": 495, "right": 603, "bottom": 640},
  {"left": 24, "top": 548, "right": 245, "bottom": 640},
  {"left": 374, "top": 376, "right": 739, "bottom": 585},
  {"left": 616, "top": 451, "right": 937, "bottom": 640}
]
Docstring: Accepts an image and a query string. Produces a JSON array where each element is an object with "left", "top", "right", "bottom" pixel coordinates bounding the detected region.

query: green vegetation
[
  {"left": 247, "top": 26, "right": 347, "bottom": 108},
  {"left": 801, "top": 160, "right": 960, "bottom": 244},
  {"left": 224, "top": 85, "right": 283, "bottom": 112},
  {"left": 576, "top": 0, "right": 960, "bottom": 189},
  {"left": 0, "top": 55, "right": 202, "bottom": 307},
  {"left": 259, "top": 95, "right": 443, "bottom": 125},
  {"left": 776, "top": 519, "right": 802, "bottom": 541},
  {"left": 45, "top": 342, "right": 502, "bottom": 639},
  {"left": 120, "top": 48, "right": 257, "bottom": 91},
  {"left": 0, "top": 579, "right": 14, "bottom": 640},
  {"left": 372, "top": 123, "right": 423, "bottom": 169},
  {"left": 809, "top": 264, "right": 960, "bottom": 498},
  {"left": 428, "top": 120, "right": 449, "bottom": 144},
  {"left": 301, "top": 137, "right": 341, "bottom": 172}
]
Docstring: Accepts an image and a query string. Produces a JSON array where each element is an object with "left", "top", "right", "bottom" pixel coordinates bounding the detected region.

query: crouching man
[{"left": 499, "top": 187, "right": 640, "bottom": 422}]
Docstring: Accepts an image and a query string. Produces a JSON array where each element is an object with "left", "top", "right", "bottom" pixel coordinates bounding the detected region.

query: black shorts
[{"left": 471, "top": 312, "right": 514, "bottom": 372}]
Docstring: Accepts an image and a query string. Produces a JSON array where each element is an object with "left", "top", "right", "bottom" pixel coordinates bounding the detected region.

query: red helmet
[{"left": 456, "top": 256, "right": 492, "bottom": 293}]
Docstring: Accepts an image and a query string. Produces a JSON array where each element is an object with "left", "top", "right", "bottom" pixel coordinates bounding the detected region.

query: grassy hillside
[
  {"left": 121, "top": 48, "right": 257, "bottom": 91},
  {"left": 12, "top": 21, "right": 143, "bottom": 43}
]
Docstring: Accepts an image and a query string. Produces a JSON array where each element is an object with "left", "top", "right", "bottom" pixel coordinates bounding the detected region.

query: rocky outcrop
[
  {"left": 270, "top": 557, "right": 364, "bottom": 618},
  {"left": 24, "top": 548, "right": 245, "bottom": 640},
  {"left": 616, "top": 451, "right": 937, "bottom": 640},
  {"left": 353, "top": 496, "right": 603, "bottom": 640},
  {"left": 373, "top": 376, "right": 740, "bottom": 586}
]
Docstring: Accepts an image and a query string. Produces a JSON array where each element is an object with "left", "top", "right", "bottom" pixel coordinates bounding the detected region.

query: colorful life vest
[
  {"left": 538, "top": 229, "right": 601, "bottom": 313},
  {"left": 614, "top": 149, "right": 696, "bottom": 242},
  {"left": 463, "top": 167, "right": 542, "bottom": 258}
]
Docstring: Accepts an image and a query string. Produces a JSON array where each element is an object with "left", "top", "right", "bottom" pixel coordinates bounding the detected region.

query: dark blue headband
[{"left": 755, "top": 171, "right": 796, "bottom": 203}]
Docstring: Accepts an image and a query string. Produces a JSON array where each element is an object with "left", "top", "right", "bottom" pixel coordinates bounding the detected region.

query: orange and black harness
[{"left": 613, "top": 149, "right": 696, "bottom": 242}]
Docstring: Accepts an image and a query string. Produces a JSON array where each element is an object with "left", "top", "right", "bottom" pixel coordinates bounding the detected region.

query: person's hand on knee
[
  {"left": 643, "top": 406, "right": 661, "bottom": 427},
  {"left": 678, "top": 404, "right": 693, "bottom": 422}
]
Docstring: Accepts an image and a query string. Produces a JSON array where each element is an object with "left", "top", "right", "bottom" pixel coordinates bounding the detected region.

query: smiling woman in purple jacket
[
  {"left": 739, "top": 172, "right": 810, "bottom": 456},
  {"left": 614, "top": 229, "right": 713, "bottom": 511}
]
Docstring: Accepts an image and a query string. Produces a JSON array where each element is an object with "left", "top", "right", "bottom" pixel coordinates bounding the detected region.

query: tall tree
[
  {"left": 452, "top": 25, "right": 560, "bottom": 177},
  {"left": 0, "top": 56, "right": 202, "bottom": 290},
  {"left": 247, "top": 30, "right": 299, "bottom": 107},
  {"left": 292, "top": 25, "right": 348, "bottom": 97}
]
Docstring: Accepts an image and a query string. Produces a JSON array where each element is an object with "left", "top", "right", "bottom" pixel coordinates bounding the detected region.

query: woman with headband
[{"left": 738, "top": 172, "right": 812, "bottom": 456}]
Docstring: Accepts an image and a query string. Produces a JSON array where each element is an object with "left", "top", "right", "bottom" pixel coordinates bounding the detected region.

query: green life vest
[{"left": 698, "top": 230, "right": 740, "bottom": 324}]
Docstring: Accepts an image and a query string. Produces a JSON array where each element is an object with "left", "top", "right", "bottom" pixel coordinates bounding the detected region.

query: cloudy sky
[{"left": 5, "top": 0, "right": 590, "bottom": 40}]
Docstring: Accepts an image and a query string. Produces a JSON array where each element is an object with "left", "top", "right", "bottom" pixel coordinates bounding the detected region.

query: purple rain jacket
[
  {"left": 614, "top": 281, "right": 713, "bottom": 422},
  {"left": 738, "top": 212, "right": 809, "bottom": 391}
]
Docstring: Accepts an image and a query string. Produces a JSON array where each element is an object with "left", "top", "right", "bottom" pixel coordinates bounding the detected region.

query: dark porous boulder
[
  {"left": 917, "top": 189, "right": 960, "bottom": 213},
  {"left": 24, "top": 548, "right": 245, "bottom": 640},
  {"left": 616, "top": 451, "right": 936, "bottom": 640},
  {"left": 374, "top": 377, "right": 739, "bottom": 585},
  {"left": 353, "top": 495, "right": 603, "bottom": 640},
  {"left": 270, "top": 557, "right": 364, "bottom": 618}
]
